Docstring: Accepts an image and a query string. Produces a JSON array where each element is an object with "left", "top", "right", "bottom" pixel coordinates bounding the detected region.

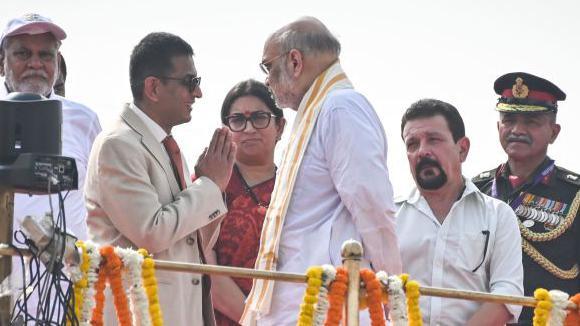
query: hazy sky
[{"left": 3, "top": 0, "right": 579, "bottom": 196}]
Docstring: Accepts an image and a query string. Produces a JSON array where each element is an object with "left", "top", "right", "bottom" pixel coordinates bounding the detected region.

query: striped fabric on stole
[{"left": 240, "top": 61, "right": 352, "bottom": 325}]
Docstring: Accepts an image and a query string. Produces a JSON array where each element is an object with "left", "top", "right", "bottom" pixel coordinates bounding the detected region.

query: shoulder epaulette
[
  {"left": 472, "top": 168, "right": 496, "bottom": 184},
  {"left": 555, "top": 166, "right": 580, "bottom": 187}
]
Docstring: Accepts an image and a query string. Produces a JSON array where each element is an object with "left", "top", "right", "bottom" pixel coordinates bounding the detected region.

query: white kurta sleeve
[{"left": 320, "top": 94, "right": 402, "bottom": 274}]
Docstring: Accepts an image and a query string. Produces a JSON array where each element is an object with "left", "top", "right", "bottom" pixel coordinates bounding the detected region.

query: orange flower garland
[
  {"left": 65, "top": 243, "right": 165, "bottom": 325},
  {"left": 324, "top": 267, "right": 348, "bottom": 326},
  {"left": 360, "top": 269, "right": 386, "bottom": 326},
  {"left": 91, "top": 263, "right": 108, "bottom": 326},
  {"left": 565, "top": 293, "right": 580, "bottom": 326},
  {"left": 139, "top": 249, "right": 163, "bottom": 326},
  {"left": 100, "top": 246, "right": 132, "bottom": 326}
]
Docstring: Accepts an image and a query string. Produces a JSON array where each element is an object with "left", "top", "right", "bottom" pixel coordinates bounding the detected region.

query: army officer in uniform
[{"left": 473, "top": 72, "right": 579, "bottom": 325}]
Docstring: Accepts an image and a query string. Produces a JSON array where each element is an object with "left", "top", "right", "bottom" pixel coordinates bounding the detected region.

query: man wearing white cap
[{"left": 0, "top": 13, "right": 101, "bottom": 323}]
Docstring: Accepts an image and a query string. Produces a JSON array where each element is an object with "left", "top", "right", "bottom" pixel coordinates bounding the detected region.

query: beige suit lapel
[{"left": 120, "top": 104, "right": 181, "bottom": 196}]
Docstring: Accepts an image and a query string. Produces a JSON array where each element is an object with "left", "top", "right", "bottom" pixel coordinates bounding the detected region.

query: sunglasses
[{"left": 158, "top": 75, "right": 202, "bottom": 92}]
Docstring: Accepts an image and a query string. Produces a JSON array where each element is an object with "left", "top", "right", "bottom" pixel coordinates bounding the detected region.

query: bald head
[{"left": 268, "top": 16, "right": 341, "bottom": 57}]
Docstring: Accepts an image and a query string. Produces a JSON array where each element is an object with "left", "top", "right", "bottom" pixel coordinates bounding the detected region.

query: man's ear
[
  {"left": 287, "top": 49, "right": 303, "bottom": 78},
  {"left": 143, "top": 76, "right": 161, "bottom": 102},
  {"left": 276, "top": 117, "right": 287, "bottom": 141},
  {"left": 0, "top": 54, "right": 5, "bottom": 77},
  {"left": 550, "top": 123, "right": 561, "bottom": 144},
  {"left": 458, "top": 136, "right": 470, "bottom": 163}
]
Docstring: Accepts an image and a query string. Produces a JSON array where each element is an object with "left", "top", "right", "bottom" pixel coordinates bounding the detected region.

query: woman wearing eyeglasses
[{"left": 204, "top": 79, "right": 285, "bottom": 326}]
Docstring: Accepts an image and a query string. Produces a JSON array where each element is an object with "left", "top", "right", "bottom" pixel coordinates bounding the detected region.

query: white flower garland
[
  {"left": 67, "top": 259, "right": 83, "bottom": 283},
  {"left": 80, "top": 241, "right": 101, "bottom": 326},
  {"left": 376, "top": 271, "right": 389, "bottom": 287},
  {"left": 116, "top": 247, "right": 151, "bottom": 326},
  {"left": 387, "top": 274, "right": 408, "bottom": 326},
  {"left": 548, "top": 289, "right": 569, "bottom": 326},
  {"left": 376, "top": 271, "right": 389, "bottom": 309},
  {"left": 313, "top": 264, "right": 336, "bottom": 326}
]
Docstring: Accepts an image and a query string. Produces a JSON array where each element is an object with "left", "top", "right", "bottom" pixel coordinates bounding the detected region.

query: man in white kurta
[
  {"left": 263, "top": 86, "right": 400, "bottom": 325},
  {"left": 397, "top": 98, "right": 523, "bottom": 325},
  {"left": 242, "top": 17, "right": 401, "bottom": 326}
]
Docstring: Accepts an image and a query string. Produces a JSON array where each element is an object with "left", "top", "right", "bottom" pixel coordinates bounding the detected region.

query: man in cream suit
[{"left": 85, "top": 32, "right": 235, "bottom": 325}]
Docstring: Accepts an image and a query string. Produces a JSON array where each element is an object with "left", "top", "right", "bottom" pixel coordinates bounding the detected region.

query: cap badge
[
  {"left": 22, "top": 13, "right": 42, "bottom": 22},
  {"left": 512, "top": 77, "right": 529, "bottom": 99}
]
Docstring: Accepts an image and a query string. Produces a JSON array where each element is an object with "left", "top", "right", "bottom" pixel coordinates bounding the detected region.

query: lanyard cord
[{"left": 491, "top": 159, "right": 555, "bottom": 209}]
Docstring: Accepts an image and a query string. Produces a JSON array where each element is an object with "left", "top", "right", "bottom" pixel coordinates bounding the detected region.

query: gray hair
[{"left": 273, "top": 18, "right": 341, "bottom": 56}]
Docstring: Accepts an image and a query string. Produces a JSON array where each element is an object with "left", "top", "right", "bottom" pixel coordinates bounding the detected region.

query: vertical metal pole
[
  {"left": 342, "top": 239, "right": 363, "bottom": 326},
  {"left": 0, "top": 187, "right": 14, "bottom": 326}
]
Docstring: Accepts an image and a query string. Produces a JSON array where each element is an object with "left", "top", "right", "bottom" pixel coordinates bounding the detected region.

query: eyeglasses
[
  {"left": 225, "top": 111, "right": 276, "bottom": 132},
  {"left": 259, "top": 51, "right": 289, "bottom": 75},
  {"left": 158, "top": 75, "right": 202, "bottom": 92}
]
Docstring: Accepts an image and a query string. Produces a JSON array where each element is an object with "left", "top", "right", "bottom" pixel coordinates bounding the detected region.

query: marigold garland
[
  {"left": 91, "top": 259, "right": 108, "bottom": 326},
  {"left": 117, "top": 247, "right": 151, "bottom": 326},
  {"left": 360, "top": 269, "right": 386, "bottom": 326},
  {"left": 66, "top": 240, "right": 89, "bottom": 325},
  {"left": 313, "top": 265, "right": 335, "bottom": 326},
  {"left": 324, "top": 267, "right": 348, "bottom": 326},
  {"left": 565, "top": 293, "right": 580, "bottom": 326},
  {"left": 298, "top": 266, "right": 324, "bottom": 326},
  {"left": 100, "top": 246, "right": 132, "bottom": 326},
  {"left": 405, "top": 279, "right": 423, "bottom": 326},
  {"left": 139, "top": 249, "right": 164, "bottom": 326},
  {"left": 81, "top": 241, "right": 101, "bottom": 325},
  {"left": 533, "top": 288, "right": 553, "bottom": 326}
]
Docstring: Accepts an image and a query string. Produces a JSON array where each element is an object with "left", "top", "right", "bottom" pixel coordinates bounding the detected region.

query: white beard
[
  {"left": 271, "top": 66, "right": 298, "bottom": 110},
  {"left": 5, "top": 70, "right": 54, "bottom": 96}
]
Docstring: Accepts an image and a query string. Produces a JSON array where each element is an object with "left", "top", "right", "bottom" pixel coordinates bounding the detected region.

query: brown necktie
[
  {"left": 162, "top": 135, "right": 186, "bottom": 190},
  {"left": 162, "top": 135, "right": 208, "bottom": 266},
  {"left": 164, "top": 137, "right": 212, "bottom": 322}
]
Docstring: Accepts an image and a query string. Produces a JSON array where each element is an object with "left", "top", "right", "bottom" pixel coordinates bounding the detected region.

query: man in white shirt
[
  {"left": 242, "top": 17, "right": 401, "bottom": 325},
  {"left": 0, "top": 13, "right": 101, "bottom": 323},
  {"left": 397, "top": 98, "right": 524, "bottom": 325}
]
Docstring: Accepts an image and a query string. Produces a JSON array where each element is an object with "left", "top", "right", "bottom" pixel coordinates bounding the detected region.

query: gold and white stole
[{"left": 240, "top": 61, "right": 353, "bottom": 325}]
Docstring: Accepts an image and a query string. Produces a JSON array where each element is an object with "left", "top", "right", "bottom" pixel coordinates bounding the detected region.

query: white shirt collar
[
  {"left": 1, "top": 82, "right": 9, "bottom": 97},
  {"left": 406, "top": 176, "right": 479, "bottom": 206},
  {"left": 129, "top": 102, "right": 168, "bottom": 143}
]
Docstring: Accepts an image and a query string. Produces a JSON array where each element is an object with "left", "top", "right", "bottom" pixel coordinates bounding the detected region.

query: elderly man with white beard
[
  {"left": 0, "top": 13, "right": 101, "bottom": 323},
  {"left": 396, "top": 99, "right": 524, "bottom": 326}
]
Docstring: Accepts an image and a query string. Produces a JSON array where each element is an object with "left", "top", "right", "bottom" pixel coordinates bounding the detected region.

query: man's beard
[
  {"left": 6, "top": 70, "right": 53, "bottom": 96},
  {"left": 415, "top": 157, "right": 448, "bottom": 190},
  {"left": 270, "top": 66, "right": 296, "bottom": 109}
]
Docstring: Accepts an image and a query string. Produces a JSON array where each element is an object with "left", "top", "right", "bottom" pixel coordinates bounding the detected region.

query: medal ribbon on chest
[{"left": 515, "top": 193, "right": 569, "bottom": 228}]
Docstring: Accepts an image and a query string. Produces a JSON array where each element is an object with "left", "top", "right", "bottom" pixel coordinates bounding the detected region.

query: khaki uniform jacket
[{"left": 85, "top": 104, "right": 226, "bottom": 325}]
